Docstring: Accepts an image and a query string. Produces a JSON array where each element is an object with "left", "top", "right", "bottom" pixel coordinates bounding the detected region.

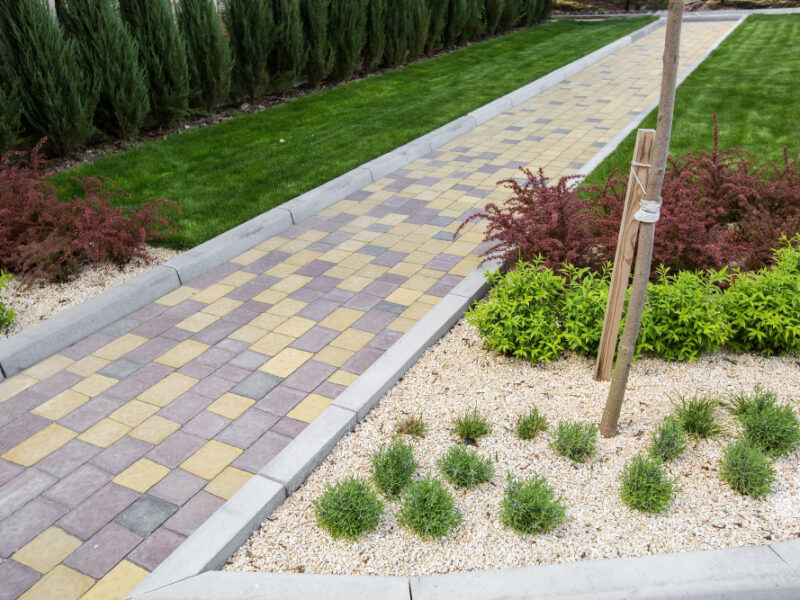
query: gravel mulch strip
[{"left": 228, "top": 320, "right": 800, "bottom": 577}]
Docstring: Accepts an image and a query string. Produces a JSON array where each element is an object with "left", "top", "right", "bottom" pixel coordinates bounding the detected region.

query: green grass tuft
[
  {"left": 314, "top": 477, "right": 383, "bottom": 540},
  {"left": 648, "top": 416, "right": 687, "bottom": 463},
  {"left": 371, "top": 439, "right": 418, "bottom": 497},
  {"left": 726, "top": 386, "right": 800, "bottom": 457},
  {"left": 620, "top": 454, "right": 678, "bottom": 514},
  {"left": 438, "top": 446, "right": 493, "bottom": 489},
  {"left": 719, "top": 440, "right": 775, "bottom": 499},
  {"left": 515, "top": 407, "right": 548, "bottom": 441},
  {"left": 394, "top": 414, "right": 427, "bottom": 438},
  {"left": 674, "top": 394, "right": 723, "bottom": 439},
  {"left": 501, "top": 474, "right": 566, "bottom": 535},
  {"left": 550, "top": 420, "right": 597, "bottom": 463},
  {"left": 453, "top": 408, "right": 491, "bottom": 442},
  {"left": 397, "top": 477, "right": 461, "bottom": 539}
]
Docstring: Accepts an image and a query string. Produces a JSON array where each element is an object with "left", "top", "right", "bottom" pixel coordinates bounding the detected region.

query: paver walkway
[{"left": 0, "top": 20, "right": 735, "bottom": 600}]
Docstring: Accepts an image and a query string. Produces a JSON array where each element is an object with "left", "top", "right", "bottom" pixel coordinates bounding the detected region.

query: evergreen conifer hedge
[
  {"left": 300, "top": 0, "right": 333, "bottom": 86},
  {"left": 268, "top": 0, "right": 307, "bottom": 93},
  {"left": 328, "top": 0, "right": 367, "bottom": 81},
  {"left": 224, "top": 0, "right": 274, "bottom": 100}
]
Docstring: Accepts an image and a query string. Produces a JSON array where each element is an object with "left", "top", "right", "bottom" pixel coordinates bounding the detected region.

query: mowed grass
[
  {"left": 53, "top": 18, "right": 654, "bottom": 249},
  {"left": 583, "top": 15, "right": 800, "bottom": 188}
]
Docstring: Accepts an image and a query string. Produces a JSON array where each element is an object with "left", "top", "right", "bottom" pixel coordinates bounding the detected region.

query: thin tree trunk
[{"left": 599, "top": 0, "right": 684, "bottom": 438}]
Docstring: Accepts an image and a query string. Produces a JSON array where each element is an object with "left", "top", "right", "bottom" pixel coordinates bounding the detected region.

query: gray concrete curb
[{"left": 0, "top": 16, "right": 662, "bottom": 379}]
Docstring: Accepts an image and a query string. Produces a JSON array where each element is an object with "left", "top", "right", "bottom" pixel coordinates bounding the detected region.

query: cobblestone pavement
[{"left": 0, "top": 21, "right": 734, "bottom": 600}]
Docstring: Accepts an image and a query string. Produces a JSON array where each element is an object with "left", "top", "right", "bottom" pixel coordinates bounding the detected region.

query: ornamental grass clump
[
  {"left": 397, "top": 477, "right": 461, "bottom": 539},
  {"left": 727, "top": 387, "right": 800, "bottom": 458},
  {"left": 515, "top": 407, "right": 547, "bottom": 441},
  {"left": 619, "top": 455, "right": 678, "bottom": 514},
  {"left": 395, "top": 414, "right": 427, "bottom": 438},
  {"left": 648, "top": 416, "right": 687, "bottom": 463},
  {"left": 550, "top": 420, "right": 597, "bottom": 463},
  {"left": 674, "top": 394, "right": 723, "bottom": 439},
  {"left": 501, "top": 474, "right": 565, "bottom": 535},
  {"left": 719, "top": 440, "right": 775, "bottom": 498},
  {"left": 438, "top": 446, "right": 493, "bottom": 489},
  {"left": 314, "top": 477, "right": 383, "bottom": 540},
  {"left": 371, "top": 440, "right": 417, "bottom": 497},
  {"left": 453, "top": 408, "right": 491, "bottom": 443}
]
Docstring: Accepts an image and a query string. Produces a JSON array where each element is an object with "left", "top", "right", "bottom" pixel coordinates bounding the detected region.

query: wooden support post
[{"left": 593, "top": 129, "right": 655, "bottom": 382}]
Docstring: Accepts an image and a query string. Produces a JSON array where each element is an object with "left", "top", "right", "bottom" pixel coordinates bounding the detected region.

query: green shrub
[
  {"left": 719, "top": 440, "right": 775, "bottom": 498},
  {"left": 461, "top": 0, "right": 484, "bottom": 42},
  {"left": 328, "top": 0, "right": 367, "bottom": 81},
  {"left": 224, "top": 0, "right": 273, "bottom": 100},
  {"left": 0, "top": 271, "right": 15, "bottom": 333},
  {"left": 397, "top": 477, "right": 461, "bottom": 538},
  {"left": 726, "top": 385, "right": 778, "bottom": 419},
  {"left": 268, "top": 0, "right": 306, "bottom": 93},
  {"left": 0, "top": 0, "right": 96, "bottom": 155},
  {"left": 314, "top": 477, "right": 383, "bottom": 540},
  {"left": 300, "top": 0, "right": 332, "bottom": 86},
  {"left": 550, "top": 421, "right": 597, "bottom": 463},
  {"left": 537, "top": 0, "right": 553, "bottom": 22},
  {"left": 728, "top": 387, "right": 800, "bottom": 458},
  {"left": 439, "top": 446, "right": 493, "bottom": 488},
  {"left": 177, "top": 0, "right": 232, "bottom": 111},
  {"left": 515, "top": 407, "right": 547, "bottom": 441},
  {"left": 395, "top": 414, "right": 427, "bottom": 438},
  {"left": 483, "top": 0, "right": 506, "bottom": 35},
  {"left": 425, "top": 0, "right": 449, "bottom": 53},
  {"left": 674, "top": 394, "right": 722, "bottom": 439},
  {"left": 119, "top": 0, "right": 190, "bottom": 129},
  {"left": 620, "top": 455, "right": 678, "bottom": 514},
  {"left": 362, "top": 0, "right": 384, "bottom": 72},
  {"left": 0, "top": 81, "right": 21, "bottom": 154},
  {"left": 371, "top": 439, "right": 418, "bottom": 497},
  {"left": 648, "top": 416, "right": 687, "bottom": 463},
  {"left": 560, "top": 264, "right": 610, "bottom": 356},
  {"left": 382, "top": 0, "right": 410, "bottom": 68},
  {"left": 501, "top": 474, "right": 565, "bottom": 535},
  {"left": 498, "top": 0, "right": 520, "bottom": 31},
  {"left": 453, "top": 408, "right": 491, "bottom": 442},
  {"left": 406, "top": 0, "right": 430, "bottom": 61},
  {"left": 517, "top": 0, "right": 540, "bottom": 26}
]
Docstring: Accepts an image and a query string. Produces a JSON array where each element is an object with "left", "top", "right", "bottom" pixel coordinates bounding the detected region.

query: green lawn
[
  {"left": 54, "top": 17, "right": 655, "bottom": 249},
  {"left": 583, "top": 14, "right": 800, "bottom": 188}
]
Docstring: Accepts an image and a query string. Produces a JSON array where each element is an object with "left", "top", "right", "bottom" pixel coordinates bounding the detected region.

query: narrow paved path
[{"left": 0, "top": 20, "right": 734, "bottom": 600}]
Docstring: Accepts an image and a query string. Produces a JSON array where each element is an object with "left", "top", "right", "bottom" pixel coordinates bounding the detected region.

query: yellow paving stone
[
  {"left": 401, "top": 302, "right": 433, "bottom": 321},
  {"left": 94, "top": 334, "right": 148, "bottom": 361},
  {"left": 270, "top": 273, "right": 312, "bottom": 294},
  {"left": 80, "top": 560, "right": 148, "bottom": 600},
  {"left": 378, "top": 213, "right": 406, "bottom": 225},
  {"left": 250, "top": 331, "right": 294, "bottom": 356},
  {"left": 449, "top": 259, "right": 479, "bottom": 276},
  {"left": 339, "top": 253, "right": 373, "bottom": 270},
  {"left": 385, "top": 287, "right": 423, "bottom": 306},
  {"left": 78, "top": 419, "right": 130, "bottom": 448},
  {"left": 418, "top": 294, "right": 440, "bottom": 305},
  {"left": 205, "top": 467, "right": 253, "bottom": 500},
  {"left": 314, "top": 346, "right": 355, "bottom": 368},
  {"left": 252, "top": 288, "right": 288, "bottom": 305},
  {"left": 181, "top": 441, "right": 242, "bottom": 480},
  {"left": 192, "top": 283, "right": 235, "bottom": 304},
  {"left": 405, "top": 250, "right": 435, "bottom": 265},
  {"left": 278, "top": 238, "right": 311, "bottom": 254},
  {"left": 318, "top": 307, "right": 363, "bottom": 331},
  {"left": 324, "top": 265, "right": 355, "bottom": 280},
  {"left": 274, "top": 316, "right": 316, "bottom": 338},
  {"left": 388, "top": 261, "right": 423, "bottom": 277},
  {"left": 19, "top": 565, "right": 93, "bottom": 600},
  {"left": 156, "top": 286, "right": 198, "bottom": 306},
  {"left": 138, "top": 373, "right": 198, "bottom": 407},
  {"left": 298, "top": 229, "right": 328, "bottom": 242},
  {"left": 404, "top": 274, "right": 439, "bottom": 292},
  {"left": 229, "top": 324, "right": 268, "bottom": 344},
  {"left": 155, "top": 340, "right": 209, "bottom": 368},
  {"left": 109, "top": 400, "right": 160, "bottom": 427},
  {"left": 202, "top": 297, "right": 243, "bottom": 317},
  {"left": 328, "top": 370, "right": 359, "bottom": 387},
  {"left": 335, "top": 238, "right": 365, "bottom": 252},
  {"left": 266, "top": 298, "right": 307, "bottom": 318},
  {"left": 130, "top": 415, "right": 181, "bottom": 444},
  {"left": 390, "top": 240, "right": 419, "bottom": 254},
  {"left": 176, "top": 311, "right": 219, "bottom": 333},
  {"left": 23, "top": 355, "right": 73, "bottom": 379},
  {"left": 66, "top": 355, "right": 111, "bottom": 377},
  {"left": 71, "top": 374, "right": 117, "bottom": 398},
  {"left": 285, "top": 249, "right": 323, "bottom": 267},
  {"left": 113, "top": 458, "right": 170, "bottom": 493},
  {"left": 207, "top": 393, "right": 255, "bottom": 420},
  {"left": 336, "top": 275, "right": 372, "bottom": 293},
  {"left": 417, "top": 267, "right": 444, "bottom": 278},
  {"left": 13, "top": 527, "right": 82, "bottom": 573},
  {"left": 0, "top": 375, "right": 38, "bottom": 403},
  {"left": 255, "top": 236, "right": 290, "bottom": 252},
  {"left": 331, "top": 329, "right": 374, "bottom": 352},
  {"left": 3, "top": 424, "right": 77, "bottom": 466},
  {"left": 286, "top": 394, "right": 332, "bottom": 423},
  {"left": 265, "top": 262, "right": 300, "bottom": 278},
  {"left": 230, "top": 248, "right": 267, "bottom": 265},
  {"left": 387, "top": 316, "right": 416, "bottom": 334},
  {"left": 218, "top": 271, "right": 257, "bottom": 287},
  {"left": 259, "top": 348, "right": 313, "bottom": 378},
  {"left": 355, "top": 263, "right": 389, "bottom": 279},
  {"left": 32, "top": 390, "right": 89, "bottom": 421},
  {"left": 318, "top": 249, "right": 350, "bottom": 263}
]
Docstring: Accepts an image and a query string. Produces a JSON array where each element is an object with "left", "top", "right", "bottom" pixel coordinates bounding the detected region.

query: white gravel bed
[
  {"left": 0, "top": 246, "right": 178, "bottom": 339},
  {"left": 228, "top": 320, "right": 800, "bottom": 577}
]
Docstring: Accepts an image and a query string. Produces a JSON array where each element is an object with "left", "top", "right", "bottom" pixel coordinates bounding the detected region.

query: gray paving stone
[
  {"left": 232, "top": 372, "right": 283, "bottom": 400},
  {"left": 99, "top": 317, "right": 143, "bottom": 338},
  {"left": 116, "top": 495, "right": 178, "bottom": 538},
  {"left": 65, "top": 521, "right": 143, "bottom": 578},
  {"left": 375, "top": 301, "right": 406, "bottom": 315},
  {"left": 99, "top": 358, "right": 142, "bottom": 379}
]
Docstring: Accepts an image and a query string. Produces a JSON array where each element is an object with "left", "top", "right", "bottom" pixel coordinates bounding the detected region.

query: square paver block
[
  {"left": 232, "top": 430, "right": 292, "bottom": 473},
  {"left": 231, "top": 372, "right": 283, "bottom": 400},
  {"left": 16, "top": 565, "right": 93, "bottom": 600},
  {"left": 99, "top": 358, "right": 142, "bottom": 380},
  {"left": 146, "top": 430, "right": 206, "bottom": 468},
  {"left": 64, "top": 521, "right": 142, "bottom": 579},
  {"left": 113, "top": 458, "right": 170, "bottom": 493},
  {"left": 180, "top": 441, "right": 242, "bottom": 480},
  {"left": 115, "top": 495, "right": 178, "bottom": 538},
  {"left": 0, "top": 559, "right": 39, "bottom": 600},
  {"left": 79, "top": 560, "right": 147, "bottom": 600},
  {"left": 205, "top": 466, "right": 252, "bottom": 500},
  {"left": 216, "top": 409, "right": 280, "bottom": 449},
  {"left": 207, "top": 393, "right": 256, "bottom": 420},
  {"left": 162, "top": 491, "right": 224, "bottom": 536},
  {"left": 0, "top": 497, "right": 67, "bottom": 557},
  {"left": 149, "top": 469, "right": 206, "bottom": 506},
  {"left": 58, "top": 483, "right": 139, "bottom": 540},
  {"left": 127, "top": 527, "right": 185, "bottom": 571},
  {"left": 43, "top": 464, "right": 111, "bottom": 508},
  {"left": 11, "top": 526, "right": 81, "bottom": 574},
  {"left": 0, "top": 468, "right": 56, "bottom": 520},
  {"left": 90, "top": 436, "right": 153, "bottom": 475}
]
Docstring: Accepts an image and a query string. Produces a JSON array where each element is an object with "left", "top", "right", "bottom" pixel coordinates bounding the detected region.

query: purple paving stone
[
  {"left": 282, "top": 361, "right": 336, "bottom": 394},
  {"left": 238, "top": 299, "right": 271, "bottom": 314},
  {"left": 289, "top": 287, "right": 324, "bottom": 303},
  {"left": 215, "top": 338, "right": 250, "bottom": 354},
  {"left": 104, "top": 369, "right": 162, "bottom": 401},
  {"left": 185, "top": 262, "right": 240, "bottom": 289},
  {"left": 366, "top": 205, "right": 393, "bottom": 218},
  {"left": 216, "top": 409, "right": 280, "bottom": 449},
  {"left": 192, "top": 346, "right": 235, "bottom": 369},
  {"left": 477, "top": 164, "right": 501, "bottom": 174},
  {"left": 129, "top": 303, "right": 169, "bottom": 322},
  {"left": 367, "top": 328, "right": 403, "bottom": 351},
  {"left": 0, "top": 560, "right": 39, "bottom": 600},
  {"left": 0, "top": 459, "right": 23, "bottom": 487},
  {"left": 505, "top": 161, "right": 527, "bottom": 169},
  {"left": 231, "top": 372, "right": 282, "bottom": 400},
  {"left": 228, "top": 350, "right": 268, "bottom": 371},
  {"left": 366, "top": 223, "right": 392, "bottom": 233},
  {"left": 425, "top": 253, "right": 462, "bottom": 272},
  {"left": 433, "top": 231, "right": 457, "bottom": 242},
  {"left": 214, "top": 364, "right": 251, "bottom": 383},
  {"left": 0, "top": 413, "right": 50, "bottom": 450},
  {"left": 126, "top": 337, "right": 180, "bottom": 364},
  {"left": 451, "top": 183, "right": 472, "bottom": 192},
  {"left": 534, "top": 117, "right": 552, "bottom": 124},
  {"left": 91, "top": 437, "right": 153, "bottom": 475},
  {"left": 58, "top": 395, "right": 124, "bottom": 433},
  {"left": 99, "top": 316, "right": 142, "bottom": 338},
  {"left": 321, "top": 231, "right": 352, "bottom": 245},
  {"left": 241, "top": 252, "right": 290, "bottom": 274},
  {"left": 428, "top": 215, "right": 455, "bottom": 228},
  {"left": 0, "top": 498, "right": 67, "bottom": 557},
  {"left": 162, "top": 327, "right": 194, "bottom": 342},
  {"left": 163, "top": 491, "right": 224, "bottom": 537},
  {"left": 362, "top": 280, "right": 400, "bottom": 298},
  {"left": 343, "top": 292, "right": 382, "bottom": 312},
  {"left": 221, "top": 305, "right": 260, "bottom": 326},
  {"left": 254, "top": 386, "right": 305, "bottom": 416},
  {"left": 193, "top": 320, "right": 240, "bottom": 346},
  {"left": 526, "top": 135, "right": 544, "bottom": 142},
  {"left": 448, "top": 170, "right": 470, "bottom": 179},
  {"left": 553, "top": 128, "right": 571, "bottom": 135},
  {"left": 43, "top": 464, "right": 111, "bottom": 508},
  {"left": 0, "top": 391, "right": 49, "bottom": 428},
  {"left": 232, "top": 431, "right": 292, "bottom": 474},
  {"left": 347, "top": 189, "right": 372, "bottom": 201},
  {"left": 157, "top": 392, "right": 212, "bottom": 425},
  {"left": 307, "top": 241, "right": 334, "bottom": 253},
  {"left": 177, "top": 362, "right": 216, "bottom": 380},
  {"left": 115, "top": 495, "right": 178, "bottom": 538},
  {"left": 342, "top": 347, "right": 384, "bottom": 376},
  {"left": 60, "top": 333, "right": 113, "bottom": 360},
  {"left": 453, "top": 155, "right": 474, "bottom": 164},
  {"left": 29, "top": 371, "right": 84, "bottom": 398},
  {"left": 149, "top": 469, "right": 206, "bottom": 506},
  {"left": 352, "top": 309, "right": 395, "bottom": 334},
  {"left": 225, "top": 283, "right": 265, "bottom": 303},
  {"left": 296, "top": 260, "right": 337, "bottom": 278},
  {"left": 58, "top": 483, "right": 139, "bottom": 541},
  {"left": 291, "top": 327, "right": 339, "bottom": 354},
  {"left": 0, "top": 468, "right": 56, "bottom": 520},
  {"left": 38, "top": 439, "right": 101, "bottom": 479},
  {"left": 303, "top": 275, "right": 340, "bottom": 293},
  {"left": 146, "top": 431, "right": 205, "bottom": 469},
  {"left": 190, "top": 375, "right": 234, "bottom": 399},
  {"left": 270, "top": 417, "right": 307, "bottom": 438},
  {"left": 330, "top": 212, "right": 356, "bottom": 225},
  {"left": 370, "top": 250, "right": 406, "bottom": 267},
  {"left": 131, "top": 314, "right": 183, "bottom": 338},
  {"left": 297, "top": 298, "right": 341, "bottom": 321},
  {"left": 427, "top": 279, "right": 460, "bottom": 297},
  {"left": 467, "top": 188, "right": 490, "bottom": 198},
  {"left": 64, "top": 521, "right": 142, "bottom": 579},
  {"left": 128, "top": 527, "right": 185, "bottom": 571},
  {"left": 314, "top": 381, "right": 346, "bottom": 400},
  {"left": 182, "top": 411, "right": 230, "bottom": 439},
  {"left": 321, "top": 287, "right": 355, "bottom": 304}
]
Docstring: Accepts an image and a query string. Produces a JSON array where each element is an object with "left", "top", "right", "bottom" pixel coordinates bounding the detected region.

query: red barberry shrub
[{"left": 0, "top": 139, "right": 179, "bottom": 283}]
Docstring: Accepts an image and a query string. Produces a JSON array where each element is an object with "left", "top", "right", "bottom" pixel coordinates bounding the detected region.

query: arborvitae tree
[
  {"left": 443, "top": 0, "right": 467, "bottom": 47},
  {"left": 362, "top": 0, "right": 385, "bottom": 72},
  {"left": 268, "top": 0, "right": 307, "bottom": 93},
  {"left": 484, "top": 0, "right": 506, "bottom": 35},
  {"left": 0, "top": 81, "right": 21, "bottom": 154},
  {"left": 425, "top": 0, "right": 449, "bottom": 54},
  {"left": 0, "top": 0, "right": 96, "bottom": 155},
  {"left": 224, "top": 0, "right": 273, "bottom": 100},
  {"left": 55, "top": 0, "right": 149, "bottom": 139},
  {"left": 462, "top": 0, "right": 484, "bottom": 41},
  {"left": 119, "top": 0, "right": 190, "bottom": 128},
  {"left": 300, "top": 0, "right": 332, "bottom": 86},
  {"left": 328, "top": 0, "right": 367, "bottom": 81},
  {"left": 177, "top": 0, "right": 232, "bottom": 111},
  {"left": 406, "top": 0, "right": 430, "bottom": 61},
  {"left": 499, "top": 0, "right": 520, "bottom": 31},
  {"left": 383, "top": 0, "right": 409, "bottom": 68}
]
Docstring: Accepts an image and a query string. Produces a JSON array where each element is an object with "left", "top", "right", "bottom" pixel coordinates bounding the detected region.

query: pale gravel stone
[
  {"left": 0, "top": 246, "right": 179, "bottom": 339},
  {"left": 227, "top": 319, "right": 800, "bottom": 577}
]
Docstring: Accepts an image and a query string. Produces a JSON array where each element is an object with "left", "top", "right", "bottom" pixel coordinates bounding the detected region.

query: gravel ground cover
[
  {"left": 0, "top": 246, "right": 178, "bottom": 339},
  {"left": 228, "top": 320, "right": 800, "bottom": 576}
]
